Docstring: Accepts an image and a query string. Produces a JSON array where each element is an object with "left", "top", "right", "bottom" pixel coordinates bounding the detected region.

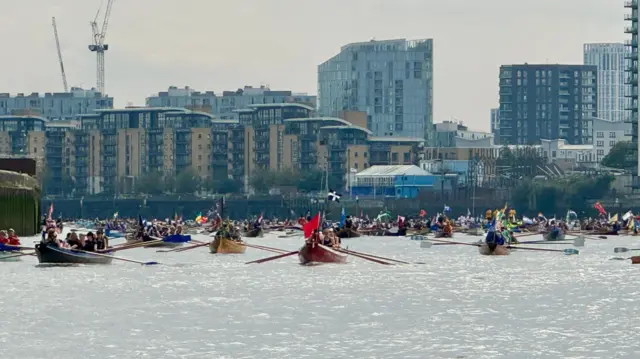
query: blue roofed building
[{"left": 351, "top": 165, "right": 435, "bottom": 198}]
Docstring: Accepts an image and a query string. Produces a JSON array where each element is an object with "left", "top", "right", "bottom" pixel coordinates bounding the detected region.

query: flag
[
  {"left": 303, "top": 213, "right": 320, "bottom": 238},
  {"left": 609, "top": 214, "right": 619, "bottom": 224},
  {"left": 113, "top": 212, "right": 118, "bottom": 219},
  {"left": 443, "top": 205, "right": 451, "bottom": 212},
  {"left": 256, "top": 213, "right": 264, "bottom": 225},
  {"left": 397, "top": 215, "right": 405, "bottom": 223},
  {"left": 339, "top": 208, "right": 346, "bottom": 228},
  {"left": 594, "top": 202, "right": 607, "bottom": 216},
  {"left": 80, "top": 196, "right": 84, "bottom": 209},
  {"left": 467, "top": 208, "right": 471, "bottom": 217},
  {"left": 138, "top": 215, "right": 144, "bottom": 227},
  {"left": 419, "top": 209, "right": 427, "bottom": 217},
  {"left": 195, "top": 212, "right": 202, "bottom": 223},
  {"left": 623, "top": 210, "right": 633, "bottom": 221},
  {"left": 47, "top": 203, "right": 54, "bottom": 220},
  {"left": 328, "top": 189, "right": 341, "bottom": 202}
]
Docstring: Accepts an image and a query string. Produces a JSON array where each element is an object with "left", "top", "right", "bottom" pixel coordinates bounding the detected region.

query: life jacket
[
  {"left": 0, "top": 237, "right": 8, "bottom": 244},
  {"left": 7, "top": 236, "right": 20, "bottom": 246}
]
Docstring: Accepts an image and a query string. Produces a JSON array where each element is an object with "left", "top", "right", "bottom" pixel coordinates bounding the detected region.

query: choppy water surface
[{"left": 1, "top": 231, "right": 639, "bottom": 358}]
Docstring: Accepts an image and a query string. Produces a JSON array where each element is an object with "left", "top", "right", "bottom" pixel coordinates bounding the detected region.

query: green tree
[
  {"left": 273, "top": 168, "right": 300, "bottom": 186},
  {"left": 136, "top": 171, "right": 164, "bottom": 195},
  {"left": 204, "top": 177, "right": 244, "bottom": 194},
  {"left": 298, "top": 169, "right": 324, "bottom": 192},
  {"left": 249, "top": 168, "right": 276, "bottom": 193},
  {"left": 601, "top": 141, "right": 636, "bottom": 170},
  {"left": 61, "top": 172, "right": 75, "bottom": 197},
  {"left": 175, "top": 167, "right": 201, "bottom": 194}
]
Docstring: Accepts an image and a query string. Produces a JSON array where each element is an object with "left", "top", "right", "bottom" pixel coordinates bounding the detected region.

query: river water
[{"left": 0, "top": 230, "right": 639, "bottom": 359}]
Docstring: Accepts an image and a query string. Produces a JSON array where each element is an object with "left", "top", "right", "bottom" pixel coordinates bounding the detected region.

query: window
[
  {"left": 596, "top": 141, "right": 604, "bottom": 147},
  {"left": 609, "top": 141, "right": 616, "bottom": 147},
  {"left": 609, "top": 132, "right": 616, "bottom": 138},
  {"left": 597, "top": 149, "right": 604, "bottom": 156},
  {"left": 392, "top": 153, "right": 398, "bottom": 162},
  {"left": 552, "top": 150, "right": 556, "bottom": 158},
  {"left": 596, "top": 132, "right": 604, "bottom": 138}
]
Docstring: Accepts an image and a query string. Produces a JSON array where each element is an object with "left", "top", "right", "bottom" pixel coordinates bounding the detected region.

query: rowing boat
[
  {"left": 298, "top": 243, "right": 347, "bottom": 265},
  {"left": 465, "top": 227, "right": 485, "bottom": 236},
  {"left": 434, "top": 231, "right": 453, "bottom": 238},
  {"left": 543, "top": 231, "right": 565, "bottom": 241},
  {"left": 35, "top": 243, "right": 113, "bottom": 265},
  {"left": 243, "top": 227, "right": 264, "bottom": 238},
  {"left": 209, "top": 237, "right": 246, "bottom": 254},
  {"left": 336, "top": 228, "right": 360, "bottom": 238},
  {"left": 126, "top": 234, "right": 190, "bottom": 248},
  {"left": 0, "top": 243, "right": 22, "bottom": 262},
  {"left": 478, "top": 243, "right": 510, "bottom": 255}
]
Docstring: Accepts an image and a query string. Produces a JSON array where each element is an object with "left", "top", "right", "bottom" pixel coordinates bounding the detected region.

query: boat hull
[
  {"left": 243, "top": 228, "right": 264, "bottom": 238},
  {"left": 465, "top": 227, "right": 485, "bottom": 236},
  {"left": 478, "top": 243, "right": 510, "bottom": 255},
  {"left": 35, "top": 244, "right": 113, "bottom": 265},
  {"left": 434, "top": 231, "right": 453, "bottom": 238},
  {"left": 298, "top": 243, "right": 347, "bottom": 264},
  {"left": 210, "top": 237, "right": 246, "bottom": 254},
  {"left": 632, "top": 256, "right": 640, "bottom": 264},
  {"left": 543, "top": 231, "right": 565, "bottom": 241},
  {"left": 336, "top": 228, "right": 360, "bottom": 238}
]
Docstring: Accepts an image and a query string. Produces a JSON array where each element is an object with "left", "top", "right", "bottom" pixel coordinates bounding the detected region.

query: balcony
[
  {"left": 626, "top": 0, "right": 639, "bottom": 8},
  {"left": 626, "top": 26, "right": 638, "bottom": 34},
  {"left": 625, "top": 39, "right": 638, "bottom": 48},
  {"left": 625, "top": 13, "right": 637, "bottom": 21}
]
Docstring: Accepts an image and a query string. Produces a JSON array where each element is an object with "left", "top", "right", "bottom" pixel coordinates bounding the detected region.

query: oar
[
  {"left": 160, "top": 241, "right": 211, "bottom": 253},
  {"left": 507, "top": 246, "right": 579, "bottom": 255},
  {"left": 335, "top": 248, "right": 393, "bottom": 265},
  {"left": 244, "top": 243, "right": 289, "bottom": 254},
  {"left": 1, "top": 251, "right": 35, "bottom": 260},
  {"left": 102, "top": 239, "right": 165, "bottom": 253},
  {"left": 246, "top": 250, "right": 298, "bottom": 264},
  {"left": 337, "top": 248, "right": 409, "bottom": 264},
  {"left": 72, "top": 249, "right": 159, "bottom": 265},
  {"left": 613, "top": 247, "right": 640, "bottom": 253},
  {"left": 428, "top": 238, "right": 481, "bottom": 247},
  {"left": 518, "top": 237, "right": 585, "bottom": 247}
]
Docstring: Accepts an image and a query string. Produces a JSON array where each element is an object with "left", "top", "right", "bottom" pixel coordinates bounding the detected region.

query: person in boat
[
  {"left": 485, "top": 227, "right": 505, "bottom": 253},
  {"left": 83, "top": 232, "right": 97, "bottom": 252},
  {"left": 6, "top": 229, "right": 20, "bottom": 246},
  {"left": 67, "top": 231, "right": 82, "bottom": 249},
  {"left": 95, "top": 228, "right": 109, "bottom": 250},
  {"left": 43, "top": 228, "right": 62, "bottom": 247},
  {"left": 175, "top": 225, "right": 183, "bottom": 235},
  {"left": 345, "top": 216, "right": 353, "bottom": 229},
  {"left": 0, "top": 230, "right": 8, "bottom": 244},
  {"left": 443, "top": 220, "right": 453, "bottom": 236}
]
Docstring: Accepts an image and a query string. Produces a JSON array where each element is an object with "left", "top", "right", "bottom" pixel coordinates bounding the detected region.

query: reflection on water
[{"left": 0, "top": 231, "right": 639, "bottom": 358}]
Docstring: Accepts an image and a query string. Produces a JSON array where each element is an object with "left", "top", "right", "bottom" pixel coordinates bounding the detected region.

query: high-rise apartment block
[
  {"left": 625, "top": 0, "right": 639, "bottom": 179},
  {"left": 146, "top": 86, "right": 317, "bottom": 120},
  {"left": 498, "top": 64, "right": 597, "bottom": 145},
  {"left": 0, "top": 87, "right": 113, "bottom": 120},
  {"left": 583, "top": 43, "right": 628, "bottom": 122},
  {"left": 317, "top": 39, "right": 433, "bottom": 142}
]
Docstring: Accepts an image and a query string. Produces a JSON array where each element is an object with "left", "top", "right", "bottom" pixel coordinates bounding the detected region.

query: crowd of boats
[{"left": 1, "top": 203, "right": 639, "bottom": 266}]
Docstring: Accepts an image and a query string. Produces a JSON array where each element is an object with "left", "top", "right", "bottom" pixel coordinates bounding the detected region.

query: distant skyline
[{"left": 0, "top": 0, "right": 625, "bottom": 131}]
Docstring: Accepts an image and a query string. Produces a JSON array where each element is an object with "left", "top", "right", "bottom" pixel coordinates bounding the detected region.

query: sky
[{"left": 0, "top": 0, "right": 626, "bottom": 131}]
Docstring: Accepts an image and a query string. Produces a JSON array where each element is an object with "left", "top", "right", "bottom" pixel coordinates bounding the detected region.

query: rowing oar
[
  {"left": 100, "top": 239, "right": 165, "bottom": 253},
  {"left": 427, "top": 239, "right": 481, "bottom": 247},
  {"left": 245, "top": 250, "right": 298, "bottom": 264},
  {"left": 507, "top": 246, "right": 579, "bottom": 255},
  {"left": 159, "top": 241, "right": 211, "bottom": 253},
  {"left": 244, "top": 243, "right": 289, "bottom": 254},
  {"left": 73, "top": 249, "right": 159, "bottom": 265},
  {"left": 337, "top": 248, "right": 409, "bottom": 264},
  {"left": 518, "top": 237, "right": 585, "bottom": 247},
  {"left": 333, "top": 247, "right": 393, "bottom": 265},
  {"left": 614, "top": 249, "right": 634, "bottom": 256},
  {"left": 1, "top": 251, "right": 35, "bottom": 260}
]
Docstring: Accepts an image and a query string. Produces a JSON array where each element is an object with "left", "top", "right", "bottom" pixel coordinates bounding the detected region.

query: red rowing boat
[{"left": 298, "top": 242, "right": 347, "bottom": 265}]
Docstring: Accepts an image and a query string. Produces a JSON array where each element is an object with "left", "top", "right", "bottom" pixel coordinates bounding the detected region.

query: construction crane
[
  {"left": 88, "top": 0, "right": 114, "bottom": 95},
  {"left": 52, "top": 17, "right": 69, "bottom": 92}
]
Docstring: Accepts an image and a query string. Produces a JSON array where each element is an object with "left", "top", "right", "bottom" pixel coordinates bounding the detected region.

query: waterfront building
[
  {"left": 498, "top": 64, "right": 597, "bottom": 145},
  {"left": 490, "top": 108, "right": 500, "bottom": 144},
  {"left": 590, "top": 117, "right": 632, "bottom": 162},
  {"left": 146, "top": 86, "right": 317, "bottom": 120},
  {"left": 583, "top": 43, "right": 629, "bottom": 123},
  {"left": 625, "top": 0, "right": 639, "bottom": 181},
  {"left": 318, "top": 39, "right": 434, "bottom": 141},
  {"left": 0, "top": 87, "right": 113, "bottom": 120},
  {"left": 433, "top": 121, "right": 494, "bottom": 148}
]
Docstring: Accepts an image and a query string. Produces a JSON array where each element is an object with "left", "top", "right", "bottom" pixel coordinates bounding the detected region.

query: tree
[
  {"left": 204, "top": 177, "right": 244, "bottom": 194},
  {"left": 249, "top": 168, "right": 276, "bottom": 193},
  {"left": 601, "top": 141, "right": 636, "bottom": 170},
  {"left": 136, "top": 171, "right": 164, "bottom": 195},
  {"left": 175, "top": 167, "right": 201, "bottom": 194},
  {"left": 61, "top": 173, "right": 75, "bottom": 197},
  {"left": 298, "top": 169, "right": 324, "bottom": 192}
]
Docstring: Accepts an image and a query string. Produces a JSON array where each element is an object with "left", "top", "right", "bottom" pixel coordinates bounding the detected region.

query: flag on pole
[
  {"left": 47, "top": 203, "right": 54, "bottom": 220},
  {"left": 328, "top": 190, "right": 341, "bottom": 202}
]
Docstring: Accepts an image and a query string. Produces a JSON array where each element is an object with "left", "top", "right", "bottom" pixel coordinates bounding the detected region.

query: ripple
[{"left": 2, "top": 232, "right": 640, "bottom": 358}]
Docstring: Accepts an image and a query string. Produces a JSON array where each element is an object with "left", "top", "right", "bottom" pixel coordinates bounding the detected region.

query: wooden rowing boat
[
  {"left": 243, "top": 227, "right": 264, "bottom": 238},
  {"left": 35, "top": 243, "right": 113, "bottom": 264},
  {"left": 298, "top": 243, "right": 347, "bottom": 265},
  {"left": 632, "top": 256, "right": 640, "bottom": 264},
  {"left": 0, "top": 244, "right": 22, "bottom": 262},
  {"left": 478, "top": 243, "right": 510, "bottom": 255},
  {"left": 126, "top": 234, "right": 190, "bottom": 248},
  {"left": 209, "top": 237, "right": 246, "bottom": 254}
]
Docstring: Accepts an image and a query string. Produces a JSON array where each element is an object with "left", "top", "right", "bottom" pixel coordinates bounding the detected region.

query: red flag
[
  {"left": 303, "top": 213, "right": 320, "bottom": 238},
  {"left": 419, "top": 209, "right": 427, "bottom": 217},
  {"left": 47, "top": 203, "right": 54, "bottom": 220},
  {"left": 594, "top": 202, "right": 606, "bottom": 216}
]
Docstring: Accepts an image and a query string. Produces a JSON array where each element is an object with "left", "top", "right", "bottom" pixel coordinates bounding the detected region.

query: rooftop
[
  {"left": 247, "top": 103, "right": 315, "bottom": 111},
  {"left": 368, "top": 136, "right": 425, "bottom": 143},
  {"left": 0, "top": 115, "right": 49, "bottom": 122},
  {"left": 320, "top": 125, "right": 372, "bottom": 135},
  {"left": 356, "top": 165, "right": 432, "bottom": 177}
]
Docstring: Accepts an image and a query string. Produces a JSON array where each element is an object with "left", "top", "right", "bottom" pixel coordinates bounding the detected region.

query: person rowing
[{"left": 484, "top": 227, "right": 505, "bottom": 253}]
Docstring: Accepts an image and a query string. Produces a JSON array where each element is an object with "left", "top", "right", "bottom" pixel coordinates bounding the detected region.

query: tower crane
[
  {"left": 52, "top": 17, "right": 69, "bottom": 92},
  {"left": 88, "top": 0, "right": 114, "bottom": 94}
]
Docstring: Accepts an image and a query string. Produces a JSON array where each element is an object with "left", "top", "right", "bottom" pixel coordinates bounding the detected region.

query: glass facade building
[
  {"left": 583, "top": 43, "right": 629, "bottom": 123},
  {"left": 318, "top": 39, "right": 433, "bottom": 143}
]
